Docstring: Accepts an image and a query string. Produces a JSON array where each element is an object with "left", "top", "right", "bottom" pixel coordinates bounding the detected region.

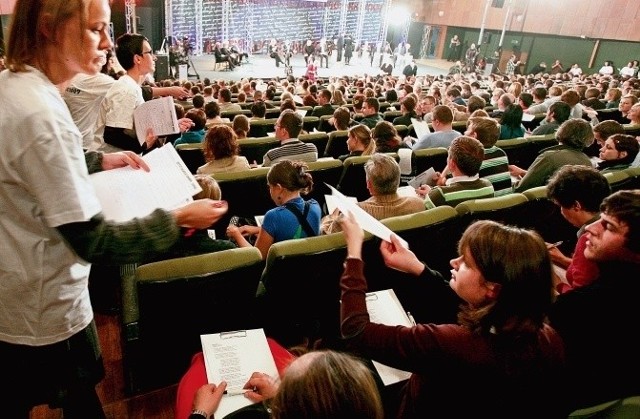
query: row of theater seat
[{"left": 118, "top": 167, "right": 640, "bottom": 394}]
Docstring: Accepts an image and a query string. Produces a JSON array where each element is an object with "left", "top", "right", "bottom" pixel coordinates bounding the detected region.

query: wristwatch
[{"left": 190, "top": 409, "right": 209, "bottom": 418}]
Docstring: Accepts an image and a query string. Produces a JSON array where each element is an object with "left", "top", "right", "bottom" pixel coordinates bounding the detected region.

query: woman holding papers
[
  {"left": 0, "top": 0, "right": 227, "bottom": 417},
  {"left": 226, "top": 160, "right": 321, "bottom": 259},
  {"left": 338, "top": 214, "right": 569, "bottom": 418}
]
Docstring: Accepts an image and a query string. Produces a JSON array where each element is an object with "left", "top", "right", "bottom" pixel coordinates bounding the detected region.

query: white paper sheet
[
  {"left": 201, "top": 329, "right": 278, "bottom": 419},
  {"left": 324, "top": 194, "right": 358, "bottom": 214},
  {"left": 325, "top": 184, "right": 408, "bottom": 248},
  {"left": 366, "top": 289, "right": 413, "bottom": 385},
  {"left": 90, "top": 144, "right": 200, "bottom": 222},
  {"left": 397, "top": 148, "right": 413, "bottom": 175},
  {"left": 411, "top": 117, "right": 430, "bottom": 139},
  {"left": 397, "top": 185, "right": 418, "bottom": 197},
  {"left": 133, "top": 96, "right": 180, "bottom": 145},
  {"left": 408, "top": 167, "right": 437, "bottom": 188}
]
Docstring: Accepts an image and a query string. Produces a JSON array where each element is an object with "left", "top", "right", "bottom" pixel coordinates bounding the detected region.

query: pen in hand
[
  {"left": 224, "top": 387, "right": 257, "bottom": 396},
  {"left": 546, "top": 240, "right": 563, "bottom": 250}
]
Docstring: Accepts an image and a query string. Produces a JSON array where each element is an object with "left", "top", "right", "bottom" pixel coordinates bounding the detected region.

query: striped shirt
[
  {"left": 425, "top": 176, "right": 495, "bottom": 209},
  {"left": 480, "top": 146, "right": 512, "bottom": 197},
  {"left": 262, "top": 139, "right": 318, "bottom": 167}
]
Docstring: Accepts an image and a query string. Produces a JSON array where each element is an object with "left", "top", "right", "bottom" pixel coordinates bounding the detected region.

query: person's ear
[
  {"left": 619, "top": 151, "right": 628, "bottom": 159},
  {"left": 486, "top": 282, "right": 502, "bottom": 300}
]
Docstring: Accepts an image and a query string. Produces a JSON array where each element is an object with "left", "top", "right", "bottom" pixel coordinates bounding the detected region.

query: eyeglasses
[{"left": 141, "top": 50, "right": 155, "bottom": 56}]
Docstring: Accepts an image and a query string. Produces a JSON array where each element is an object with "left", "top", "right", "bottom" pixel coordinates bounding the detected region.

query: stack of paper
[{"left": 200, "top": 329, "right": 278, "bottom": 418}]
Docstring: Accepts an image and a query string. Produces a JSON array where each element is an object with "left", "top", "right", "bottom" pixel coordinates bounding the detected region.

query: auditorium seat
[
  {"left": 338, "top": 154, "right": 399, "bottom": 202},
  {"left": 257, "top": 232, "right": 356, "bottom": 348},
  {"left": 305, "top": 158, "right": 344, "bottom": 213},
  {"left": 455, "top": 193, "right": 529, "bottom": 229},
  {"left": 213, "top": 167, "right": 274, "bottom": 238},
  {"left": 238, "top": 136, "right": 280, "bottom": 165},
  {"left": 121, "top": 247, "right": 263, "bottom": 393},
  {"left": 324, "top": 130, "right": 349, "bottom": 159},
  {"left": 411, "top": 147, "right": 449, "bottom": 177},
  {"left": 175, "top": 143, "right": 205, "bottom": 174},
  {"left": 299, "top": 131, "right": 329, "bottom": 155}
]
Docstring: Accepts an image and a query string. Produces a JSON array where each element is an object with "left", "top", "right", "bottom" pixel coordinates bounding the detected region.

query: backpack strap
[{"left": 284, "top": 201, "right": 316, "bottom": 237}]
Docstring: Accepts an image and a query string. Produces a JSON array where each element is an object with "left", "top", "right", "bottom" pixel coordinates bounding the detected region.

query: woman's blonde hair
[
  {"left": 6, "top": 0, "right": 93, "bottom": 72},
  {"left": 348, "top": 124, "right": 375, "bottom": 155}
]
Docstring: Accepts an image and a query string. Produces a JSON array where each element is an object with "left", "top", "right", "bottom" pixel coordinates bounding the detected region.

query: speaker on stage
[{"left": 155, "top": 54, "right": 170, "bottom": 81}]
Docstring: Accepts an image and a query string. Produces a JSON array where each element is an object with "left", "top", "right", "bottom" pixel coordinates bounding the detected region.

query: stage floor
[{"left": 172, "top": 53, "right": 450, "bottom": 83}]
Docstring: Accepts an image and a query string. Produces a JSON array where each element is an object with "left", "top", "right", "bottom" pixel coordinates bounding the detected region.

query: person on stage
[{"left": 269, "top": 39, "right": 283, "bottom": 68}]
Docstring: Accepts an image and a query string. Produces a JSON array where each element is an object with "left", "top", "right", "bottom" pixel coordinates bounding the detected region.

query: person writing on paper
[
  {"left": 0, "top": 0, "right": 227, "bottom": 417},
  {"left": 338, "top": 213, "right": 568, "bottom": 418},
  {"left": 546, "top": 165, "right": 610, "bottom": 295},
  {"left": 321, "top": 153, "right": 423, "bottom": 234},
  {"left": 188, "top": 350, "right": 384, "bottom": 419},
  {"left": 226, "top": 160, "right": 321, "bottom": 259},
  {"left": 417, "top": 136, "right": 495, "bottom": 209}
]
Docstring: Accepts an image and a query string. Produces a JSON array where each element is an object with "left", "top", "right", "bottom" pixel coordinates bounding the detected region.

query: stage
[{"left": 164, "top": 53, "right": 450, "bottom": 83}]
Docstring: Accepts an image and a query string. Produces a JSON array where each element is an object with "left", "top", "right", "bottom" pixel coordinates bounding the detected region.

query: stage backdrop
[{"left": 169, "top": 0, "right": 387, "bottom": 54}]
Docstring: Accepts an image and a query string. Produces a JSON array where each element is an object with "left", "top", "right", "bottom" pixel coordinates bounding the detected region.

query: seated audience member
[
  {"left": 392, "top": 94, "right": 419, "bottom": 126},
  {"left": 226, "top": 160, "right": 321, "bottom": 259},
  {"left": 311, "top": 89, "right": 334, "bottom": 117},
  {"left": 560, "top": 89, "right": 584, "bottom": 120},
  {"left": 618, "top": 94, "right": 638, "bottom": 122},
  {"left": 546, "top": 165, "right": 610, "bottom": 295},
  {"left": 351, "top": 93, "right": 365, "bottom": 115},
  {"left": 518, "top": 92, "right": 534, "bottom": 112},
  {"left": 360, "top": 97, "right": 384, "bottom": 129},
  {"left": 322, "top": 153, "right": 424, "bottom": 233},
  {"left": 531, "top": 101, "right": 571, "bottom": 136},
  {"left": 592, "top": 119, "right": 625, "bottom": 148},
  {"left": 371, "top": 121, "right": 411, "bottom": 153},
  {"left": 197, "top": 125, "right": 251, "bottom": 175},
  {"left": 418, "top": 136, "right": 495, "bottom": 208},
  {"left": 174, "top": 108, "right": 206, "bottom": 146},
  {"left": 627, "top": 102, "right": 640, "bottom": 125},
  {"left": 338, "top": 213, "right": 568, "bottom": 418},
  {"left": 147, "top": 175, "right": 236, "bottom": 262},
  {"left": 331, "top": 89, "right": 347, "bottom": 106},
  {"left": 549, "top": 190, "right": 640, "bottom": 412},
  {"left": 303, "top": 94, "right": 318, "bottom": 108},
  {"left": 465, "top": 116, "right": 512, "bottom": 196},
  {"left": 250, "top": 100, "right": 267, "bottom": 120},
  {"left": 596, "top": 133, "right": 639, "bottom": 173},
  {"left": 581, "top": 87, "right": 605, "bottom": 110},
  {"left": 413, "top": 105, "right": 462, "bottom": 150},
  {"left": 204, "top": 101, "right": 227, "bottom": 128},
  {"left": 526, "top": 85, "right": 562, "bottom": 115},
  {"left": 279, "top": 98, "right": 297, "bottom": 113},
  {"left": 488, "top": 92, "right": 514, "bottom": 119},
  {"left": 338, "top": 124, "right": 375, "bottom": 161},
  {"left": 191, "top": 94, "right": 205, "bottom": 110},
  {"left": 262, "top": 109, "right": 318, "bottom": 167},
  {"left": 510, "top": 119, "right": 594, "bottom": 193},
  {"left": 217, "top": 88, "right": 242, "bottom": 113},
  {"left": 232, "top": 114, "right": 250, "bottom": 139},
  {"left": 598, "top": 60, "right": 615, "bottom": 76},
  {"left": 331, "top": 106, "right": 356, "bottom": 131},
  {"left": 499, "top": 103, "right": 526, "bottom": 140},
  {"left": 604, "top": 87, "right": 622, "bottom": 109},
  {"left": 186, "top": 350, "right": 383, "bottom": 419}
]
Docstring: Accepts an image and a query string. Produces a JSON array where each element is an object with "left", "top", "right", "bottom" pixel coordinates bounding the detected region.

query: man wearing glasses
[{"left": 91, "top": 33, "right": 160, "bottom": 154}]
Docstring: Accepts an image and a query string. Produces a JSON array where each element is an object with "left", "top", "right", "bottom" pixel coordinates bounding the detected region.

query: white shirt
[
  {"left": 0, "top": 67, "right": 101, "bottom": 345},
  {"left": 63, "top": 73, "right": 115, "bottom": 149},
  {"left": 599, "top": 65, "right": 614, "bottom": 75},
  {"left": 91, "top": 74, "right": 144, "bottom": 152}
]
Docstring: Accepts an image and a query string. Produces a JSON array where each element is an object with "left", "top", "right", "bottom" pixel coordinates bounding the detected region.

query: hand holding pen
[{"left": 239, "top": 371, "right": 279, "bottom": 403}]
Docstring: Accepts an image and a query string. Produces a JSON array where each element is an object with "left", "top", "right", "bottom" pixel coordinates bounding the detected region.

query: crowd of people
[{"left": 2, "top": 0, "right": 640, "bottom": 417}]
